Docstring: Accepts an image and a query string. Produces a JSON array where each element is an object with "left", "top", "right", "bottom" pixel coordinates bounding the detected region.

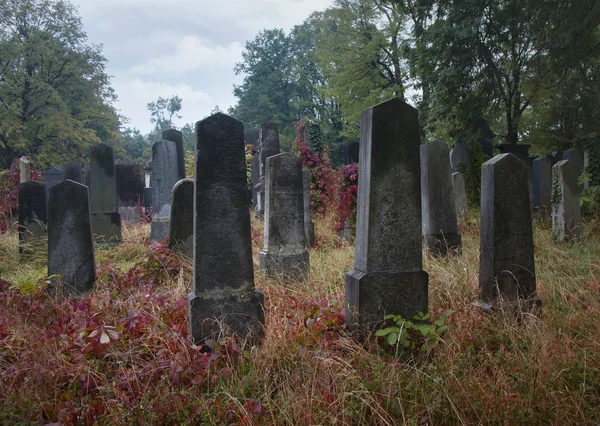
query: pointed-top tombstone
[
  {"left": 478, "top": 154, "right": 537, "bottom": 309},
  {"left": 345, "top": 98, "right": 428, "bottom": 333},
  {"left": 188, "top": 113, "right": 264, "bottom": 345},
  {"left": 48, "top": 180, "right": 96, "bottom": 296},
  {"left": 162, "top": 129, "right": 186, "bottom": 180}
]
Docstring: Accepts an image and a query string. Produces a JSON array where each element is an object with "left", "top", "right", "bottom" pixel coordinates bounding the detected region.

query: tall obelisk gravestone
[
  {"left": 259, "top": 153, "right": 310, "bottom": 279},
  {"left": 477, "top": 154, "right": 537, "bottom": 309},
  {"left": 48, "top": 180, "right": 96, "bottom": 296},
  {"left": 345, "top": 98, "right": 428, "bottom": 333},
  {"left": 89, "top": 143, "right": 121, "bottom": 242},
  {"left": 188, "top": 113, "right": 264, "bottom": 345}
]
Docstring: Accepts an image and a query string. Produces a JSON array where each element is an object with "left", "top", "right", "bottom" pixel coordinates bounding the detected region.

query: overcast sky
[{"left": 72, "top": 0, "right": 333, "bottom": 133}]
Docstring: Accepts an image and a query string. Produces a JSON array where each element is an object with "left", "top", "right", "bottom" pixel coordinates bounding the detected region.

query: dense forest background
[{"left": 1, "top": 0, "right": 599, "bottom": 170}]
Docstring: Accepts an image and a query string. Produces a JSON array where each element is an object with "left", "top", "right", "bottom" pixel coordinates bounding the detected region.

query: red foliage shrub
[{"left": 335, "top": 163, "right": 359, "bottom": 231}]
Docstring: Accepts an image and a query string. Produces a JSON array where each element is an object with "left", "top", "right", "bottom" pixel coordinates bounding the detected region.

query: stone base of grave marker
[
  {"left": 259, "top": 249, "right": 310, "bottom": 280},
  {"left": 345, "top": 270, "right": 429, "bottom": 331},
  {"left": 188, "top": 290, "right": 265, "bottom": 345},
  {"left": 91, "top": 213, "right": 122, "bottom": 243},
  {"left": 150, "top": 218, "right": 170, "bottom": 242},
  {"left": 119, "top": 207, "right": 139, "bottom": 222}
]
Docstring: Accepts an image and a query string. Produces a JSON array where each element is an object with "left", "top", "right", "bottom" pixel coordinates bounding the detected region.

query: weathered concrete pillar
[
  {"left": 188, "top": 113, "right": 264, "bottom": 345},
  {"left": 345, "top": 98, "right": 428, "bottom": 332}
]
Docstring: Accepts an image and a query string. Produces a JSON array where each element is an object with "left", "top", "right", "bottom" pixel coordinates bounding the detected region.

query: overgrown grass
[{"left": 0, "top": 212, "right": 599, "bottom": 424}]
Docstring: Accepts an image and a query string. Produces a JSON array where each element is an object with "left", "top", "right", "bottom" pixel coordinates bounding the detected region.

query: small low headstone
[
  {"left": 477, "top": 154, "right": 537, "bottom": 310},
  {"left": 62, "top": 162, "right": 82, "bottom": 183},
  {"left": 42, "top": 167, "right": 63, "bottom": 195},
  {"left": 188, "top": 113, "right": 264, "bottom": 345},
  {"left": 452, "top": 172, "right": 468, "bottom": 223},
  {"left": 19, "top": 157, "right": 31, "bottom": 183},
  {"left": 115, "top": 164, "right": 144, "bottom": 221},
  {"left": 345, "top": 98, "right": 428, "bottom": 333},
  {"left": 259, "top": 153, "right": 310, "bottom": 279},
  {"left": 89, "top": 143, "right": 121, "bottom": 242},
  {"left": 169, "top": 179, "right": 194, "bottom": 257},
  {"left": 450, "top": 143, "right": 470, "bottom": 173},
  {"left": 563, "top": 148, "right": 584, "bottom": 190},
  {"left": 244, "top": 127, "right": 260, "bottom": 146},
  {"left": 47, "top": 180, "right": 96, "bottom": 296},
  {"left": 150, "top": 140, "right": 179, "bottom": 242},
  {"left": 303, "top": 170, "right": 315, "bottom": 247},
  {"left": 533, "top": 157, "right": 552, "bottom": 214},
  {"left": 18, "top": 181, "right": 47, "bottom": 254},
  {"left": 162, "top": 129, "right": 186, "bottom": 180},
  {"left": 343, "top": 142, "right": 360, "bottom": 165},
  {"left": 421, "top": 141, "right": 461, "bottom": 255},
  {"left": 552, "top": 160, "right": 582, "bottom": 242}
]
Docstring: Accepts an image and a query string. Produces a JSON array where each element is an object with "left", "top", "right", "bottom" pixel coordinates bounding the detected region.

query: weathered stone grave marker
[
  {"left": 257, "top": 122, "right": 280, "bottom": 217},
  {"left": 552, "top": 159, "right": 582, "bottom": 242},
  {"left": 345, "top": 98, "right": 428, "bottom": 332},
  {"left": 48, "top": 180, "right": 96, "bottom": 296},
  {"left": 188, "top": 113, "right": 264, "bottom": 345},
  {"left": 259, "top": 153, "right": 310, "bottom": 279},
  {"left": 115, "top": 164, "right": 144, "bottom": 221},
  {"left": 169, "top": 178, "right": 194, "bottom": 257},
  {"left": 477, "top": 154, "right": 537, "bottom": 310},
  {"left": 162, "top": 129, "right": 186, "bottom": 180},
  {"left": 18, "top": 181, "right": 47, "bottom": 254},
  {"left": 150, "top": 140, "right": 179, "bottom": 242},
  {"left": 42, "top": 167, "right": 62, "bottom": 195},
  {"left": 19, "top": 157, "right": 31, "bottom": 183},
  {"left": 533, "top": 157, "right": 552, "bottom": 214},
  {"left": 89, "top": 143, "right": 121, "bottom": 242},
  {"left": 452, "top": 172, "right": 468, "bottom": 223},
  {"left": 62, "top": 162, "right": 82, "bottom": 183},
  {"left": 421, "top": 140, "right": 462, "bottom": 255}
]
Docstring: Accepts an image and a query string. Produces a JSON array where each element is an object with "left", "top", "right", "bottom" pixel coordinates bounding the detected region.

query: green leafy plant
[{"left": 375, "top": 310, "right": 454, "bottom": 353}]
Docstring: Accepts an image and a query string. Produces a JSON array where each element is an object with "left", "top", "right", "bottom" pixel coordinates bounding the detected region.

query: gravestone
[
  {"left": 343, "top": 142, "right": 360, "bottom": 165},
  {"left": 473, "top": 117, "right": 495, "bottom": 157},
  {"left": 18, "top": 181, "right": 47, "bottom": 254},
  {"left": 84, "top": 166, "right": 90, "bottom": 187},
  {"left": 47, "top": 180, "right": 96, "bottom": 296},
  {"left": 42, "top": 167, "right": 63, "bottom": 195},
  {"left": 259, "top": 153, "right": 310, "bottom": 279},
  {"left": 244, "top": 127, "right": 260, "bottom": 146},
  {"left": 338, "top": 216, "right": 354, "bottom": 241},
  {"left": 452, "top": 172, "right": 468, "bottom": 223},
  {"left": 143, "top": 187, "right": 153, "bottom": 208},
  {"left": 533, "top": 157, "right": 552, "bottom": 214},
  {"left": 450, "top": 143, "right": 471, "bottom": 172},
  {"left": 421, "top": 141, "right": 462, "bottom": 255},
  {"left": 115, "top": 164, "right": 144, "bottom": 221},
  {"left": 345, "top": 98, "right": 428, "bottom": 333},
  {"left": 144, "top": 160, "right": 152, "bottom": 188},
  {"left": 563, "top": 148, "right": 584, "bottom": 190},
  {"left": 150, "top": 140, "right": 179, "bottom": 242},
  {"left": 552, "top": 160, "right": 582, "bottom": 242},
  {"left": 478, "top": 154, "right": 537, "bottom": 309},
  {"left": 19, "top": 157, "right": 31, "bottom": 183},
  {"left": 62, "top": 162, "right": 82, "bottom": 183},
  {"left": 188, "top": 113, "right": 264, "bottom": 345},
  {"left": 162, "top": 129, "right": 186, "bottom": 180},
  {"left": 251, "top": 154, "right": 260, "bottom": 209},
  {"left": 303, "top": 170, "right": 315, "bottom": 247},
  {"left": 169, "top": 179, "right": 194, "bottom": 257},
  {"left": 257, "top": 122, "right": 281, "bottom": 217},
  {"left": 89, "top": 143, "right": 121, "bottom": 242},
  {"left": 496, "top": 144, "right": 532, "bottom": 165},
  {"left": 583, "top": 150, "right": 590, "bottom": 189}
]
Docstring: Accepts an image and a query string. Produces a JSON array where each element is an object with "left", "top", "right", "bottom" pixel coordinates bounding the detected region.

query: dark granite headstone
[
  {"left": 478, "top": 154, "right": 536, "bottom": 309},
  {"left": 84, "top": 166, "right": 90, "bottom": 187},
  {"left": 244, "top": 127, "right": 260, "bottom": 146},
  {"left": 421, "top": 141, "right": 461, "bottom": 255},
  {"left": 62, "top": 162, "right": 82, "bottom": 183},
  {"left": 345, "top": 98, "right": 428, "bottom": 334},
  {"left": 143, "top": 187, "right": 153, "bottom": 208},
  {"left": 473, "top": 117, "right": 495, "bottom": 157},
  {"left": 47, "top": 180, "right": 96, "bottom": 296},
  {"left": 303, "top": 170, "right": 315, "bottom": 247},
  {"left": 18, "top": 181, "right": 47, "bottom": 254},
  {"left": 150, "top": 140, "right": 179, "bottom": 242},
  {"left": 162, "top": 129, "right": 186, "bottom": 180},
  {"left": 259, "top": 153, "right": 310, "bottom": 279},
  {"left": 42, "top": 167, "right": 63, "bottom": 195},
  {"left": 89, "top": 143, "right": 121, "bottom": 242},
  {"left": 188, "top": 113, "right": 264, "bottom": 345},
  {"left": 115, "top": 164, "right": 144, "bottom": 221},
  {"left": 343, "top": 142, "right": 360, "bottom": 165},
  {"left": 562, "top": 148, "right": 584, "bottom": 190},
  {"left": 533, "top": 157, "right": 552, "bottom": 213},
  {"left": 169, "top": 179, "right": 194, "bottom": 257},
  {"left": 450, "top": 143, "right": 471, "bottom": 172},
  {"left": 552, "top": 160, "right": 582, "bottom": 242},
  {"left": 495, "top": 144, "right": 532, "bottom": 165}
]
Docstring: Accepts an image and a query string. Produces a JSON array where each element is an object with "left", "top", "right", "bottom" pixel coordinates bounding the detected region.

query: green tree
[
  {"left": 0, "top": 0, "right": 119, "bottom": 169},
  {"left": 120, "top": 127, "right": 149, "bottom": 162}
]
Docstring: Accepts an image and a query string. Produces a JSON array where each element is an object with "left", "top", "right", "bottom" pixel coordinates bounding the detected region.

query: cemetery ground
[{"left": 1, "top": 212, "right": 599, "bottom": 425}]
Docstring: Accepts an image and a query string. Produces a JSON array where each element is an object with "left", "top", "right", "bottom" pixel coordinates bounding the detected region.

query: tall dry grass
[{"left": 0, "top": 211, "right": 598, "bottom": 425}]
